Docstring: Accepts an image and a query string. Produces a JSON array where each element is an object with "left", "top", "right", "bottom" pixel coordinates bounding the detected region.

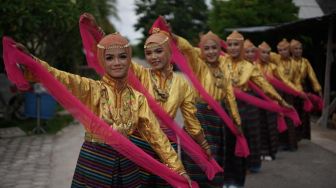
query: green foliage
[
  {"left": 209, "top": 0, "right": 299, "bottom": 38},
  {"left": 0, "top": 0, "right": 117, "bottom": 73},
  {"left": 134, "top": 0, "right": 209, "bottom": 49}
]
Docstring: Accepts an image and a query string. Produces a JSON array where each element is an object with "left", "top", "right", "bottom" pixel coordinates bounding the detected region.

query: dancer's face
[
  {"left": 277, "top": 46, "right": 290, "bottom": 59},
  {"left": 227, "top": 39, "right": 242, "bottom": 59},
  {"left": 259, "top": 49, "right": 270, "bottom": 63},
  {"left": 202, "top": 39, "right": 220, "bottom": 63},
  {"left": 104, "top": 48, "right": 130, "bottom": 78},
  {"left": 291, "top": 45, "right": 303, "bottom": 58},
  {"left": 145, "top": 44, "right": 171, "bottom": 71},
  {"left": 244, "top": 47, "right": 255, "bottom": 62}
]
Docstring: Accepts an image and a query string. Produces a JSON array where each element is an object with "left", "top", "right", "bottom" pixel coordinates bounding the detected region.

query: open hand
[
  {"left": 82, "top": 12, "right": 98, "bottom": 27},
  {"left": 14, "top": 42, "right": 31, "bottom": 57},
  {"left": 181, "top": 173, "right": 193, "bottom": 188},
  {"left": 205, "top": 148, "right": 212, "bottom": 160}
]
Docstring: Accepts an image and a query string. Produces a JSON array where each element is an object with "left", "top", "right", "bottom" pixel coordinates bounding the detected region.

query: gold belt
[{"left": 84, "top": 132, "right": 105, "bottom": 144}]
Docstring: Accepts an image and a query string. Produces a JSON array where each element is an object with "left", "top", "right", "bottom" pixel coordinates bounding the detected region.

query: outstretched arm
[
  {"left": 16, "top": 42, "right": 96, "bottom": 106},
  {"left": 180, "top": 83, "right": 211, "bottom": 157},
  {"left": 136, "top": 96, "right": 192, "bottom": 185},
  {"left": 305, "top": 59, "right": 322, "bottom": 94},
  {"left": 251, "top": 66, "right": 291, "bottom": 108},
  {"left": 175, "top": 36, "right": 206, "bottom": 78}
]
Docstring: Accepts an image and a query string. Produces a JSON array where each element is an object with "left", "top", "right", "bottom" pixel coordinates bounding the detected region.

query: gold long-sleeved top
[
  {"left": 131, "top": 62, "right": 202, "bottom": 137},
  {"left": 256, "top": 61, "right": 300, "bottom": 91},
  {"left": 176, "top": 36, "right": 241, "bottom": 126},
  {"left": 292, "top": 57, "right": 322, "bottom": 92},
  {"left": 25, "top": 59, "right": 185, "bottom": 174},
  {"left": 270, "top": 52, "right": 301, "bottom": 91},
  {"left": 255, "top": 61, "right": 278, "bottom": 77},
  {"left": 223, "top": 57, "right": 286, "bottom": 104}
]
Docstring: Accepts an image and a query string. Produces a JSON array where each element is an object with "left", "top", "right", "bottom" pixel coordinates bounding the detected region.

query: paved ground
[
  {"left": 0, "top": 119, "right": 336, "bottom": 188},
  {"left": 0, "top": 134, "right": 53, "bottom": 188},
  {"left": 246, "top": 140, "right": 336, "bottom": 188},
  {"left": 49, "top": 121, "right": 83, "bottom": 188}
]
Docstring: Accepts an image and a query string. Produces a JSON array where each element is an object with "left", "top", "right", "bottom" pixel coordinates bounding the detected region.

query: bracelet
[
  {"left": 98, "top": 27, "right": 106, "bottom": 36},
  {"left": 200, "top": 140, "right": 207, "bottom": 145},
  {"left": 179, "top": 171, "right": 187, "bottom": 176},
  {"left": 202, "top": 145, "right": 211, "bottom": 150},
  {"left": 200, "top": 141, "right": 210, "bottom": 150}
]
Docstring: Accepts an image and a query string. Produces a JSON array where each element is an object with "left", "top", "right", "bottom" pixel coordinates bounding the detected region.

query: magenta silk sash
[
  {"left": 79, "top": 16, "right": 223, "bottom": 179},
  {"left": 79, "top": 16, "right": 105, "bottom": 75},
  {"left": 243, "top": 81, "right": 302, "bottom": 132},
  {"left": 247, "top": 81, "right": 289, "bottom": 132},
  {"left": 234, "top": 85, "right": 301, "bottom": 127},
  {"left": 169, "top": 44, "right": 249, "bottom": 158},
  {"left": 265, "top": 75, "right": 316, "bottom": 112},
  {"left": 2, "top": 37, "right": 198, "bottom": 188},
  {"left": 148, "top": 17, "right": 249, "bottom": 158},
  {"left": 307, "top": 93, "right": 323, "bottom": 111}
]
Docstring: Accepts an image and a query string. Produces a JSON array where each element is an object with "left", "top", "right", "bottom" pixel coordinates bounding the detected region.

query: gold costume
[
  {"left": 26, "top": 59, "right": 185, "bottom": 174},
  {"left": 292, "top": 58, "right": 321, "bottom": 93},
  {"left": 224, "top": 57, "right": 288, "bottom": 105},
  {"left": 131, "top": 62, "right": 202, "bottom": 137},
  {"left": 176, "top": 36, "right": 241, "bottom": 126},
  {"left": 256, "top": 62, "right": 278, "bottom": 77},
  {"left": 270, "top": 52, "right": 302, "bottom": 91}
]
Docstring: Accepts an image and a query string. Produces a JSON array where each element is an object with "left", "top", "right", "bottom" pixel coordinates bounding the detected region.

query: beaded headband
[
  {"left": 97, "top": 43, "right": 130, "bottom": 49},
  {"left": 97, "top": 32, "right": 130, "bottom": 49},
  {"left": 144, "top": 36, "right": 169, "bottom": 49}
]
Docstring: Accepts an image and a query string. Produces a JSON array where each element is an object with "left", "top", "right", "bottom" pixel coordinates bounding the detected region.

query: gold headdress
[
  {"left": 258, "top": 41, "right": 271, "bottom": 51},
  {"left": 277, "top": 38, "right": 289, "bottom": 49},
  {"left": 226, "top": 30, "right": 244, "bottom": 41}
]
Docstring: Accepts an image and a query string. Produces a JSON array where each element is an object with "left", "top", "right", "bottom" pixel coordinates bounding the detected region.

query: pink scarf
[
  {"left": 307, "top": 93, "right": 323, "bottom": 111},
  {"left": 246, "top": 82, "right": 287, "bottom": 132},
  {"left": 79, "top": 15, "right": 223, "bottom": 179},
  {"left": 244, "top": 81, "right": 301, "bottom": 132},
  {"left": 2, "top": 36, "right": 198, "bottom": 188},
  {"left": 150, "top": 17, "right": 249, "bottom": 158},
  {"left": 266, "top": 75, "right": 315, "bottom": 112}
]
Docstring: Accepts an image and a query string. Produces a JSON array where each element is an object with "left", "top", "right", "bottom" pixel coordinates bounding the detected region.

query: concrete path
[
  {"left": 246, "top": 140, "right": 336, "bottom": 188},
  {"left": 1, "top": 120, "right": 336, "bottom": 188},
  {"left": 0, "top": 134, "right": 53, "bottom": 188},
  {"left": 49, "top": 122, "right": 84, "bottom": 188}
]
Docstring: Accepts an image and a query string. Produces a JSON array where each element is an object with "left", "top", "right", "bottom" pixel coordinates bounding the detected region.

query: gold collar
[{"left": 101, "top": 74, "right": 128, "bottom": 93}]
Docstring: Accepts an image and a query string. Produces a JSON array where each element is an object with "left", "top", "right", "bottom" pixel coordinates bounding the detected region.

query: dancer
[{"left": 11, "top": 33, "right": 192, "bottom": 187}]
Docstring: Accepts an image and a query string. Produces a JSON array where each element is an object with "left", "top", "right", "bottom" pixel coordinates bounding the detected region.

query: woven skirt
[
  {"left": 71, "top": 140, "right": 141, "bottom": 188},
  {"left": 130, "top": 127, "right": 177, "bottom": 188},
  {"left": 239, "top": 97, "right": 262, "bottom": 170},
  {"left": 294, "top": 97, "right": 311, "bottom": 141},
  {"left": 259, "top": 109, "right": 279, "bottom": 157},
  {"left": 224, "top": 97, "right": 263, "bottom": 186},
  {"left": 279, "top": 94, "right": 298, "bottom": 151},
  {"left": 181, "top": 102, "right": 226, "bottom": 188}
]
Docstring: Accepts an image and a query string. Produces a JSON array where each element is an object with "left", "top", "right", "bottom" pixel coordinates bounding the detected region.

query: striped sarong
[
  {"left": 279, "top": 94, "right": 298, "bottom": 151},
  {"left": 225, "top": 97, "right": 263, "bottom": 186},
  {"left": 181, "top": 102, "right": 225, "bottom": 188},
  {"left": 294, "top": 97, "right": 311, "bottom": 140},
  {"left": 240, "top": 96, "right": 262, "bottom": 171},
  {"left": 130, "top": 128, "right": 177, "bottom": 188},
  {"left": 71, "top": 141, "right": 141, "bottom": 188},
  {"left": 259, "top": 109, "right": 278, "bottom": 158}
]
